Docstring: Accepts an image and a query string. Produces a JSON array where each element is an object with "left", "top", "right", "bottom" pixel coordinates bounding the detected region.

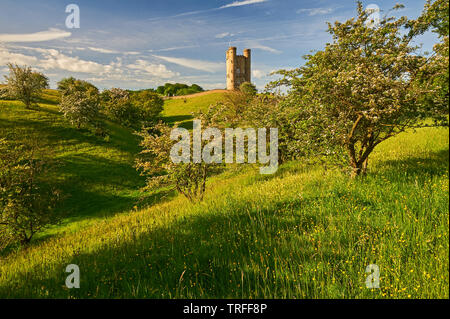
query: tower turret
[{"left": 226, "top": 47, "right": 251, "bottom": 90}]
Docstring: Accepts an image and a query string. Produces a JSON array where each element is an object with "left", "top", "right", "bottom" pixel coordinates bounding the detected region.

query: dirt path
[{"left": 164, "top": 89, "right": 228, "bottom": 100}]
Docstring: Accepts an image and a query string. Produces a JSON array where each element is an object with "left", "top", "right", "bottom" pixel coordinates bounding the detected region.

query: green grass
[
  {"left": 0, "top": 90, "right": 448, "bottom": 298},
  {"left": 0, "top": 99, "right": 447, "bottom": 298},
  {"left": 162, "top": 92, "right": 226, "bottom": 129},
  {"left": 0, "top": 97, "right": 150, "bottom": 240}
]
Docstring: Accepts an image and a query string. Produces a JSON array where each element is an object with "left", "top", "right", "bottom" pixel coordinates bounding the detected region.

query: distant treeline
[{"left": 156, "top": 83, "right": 204, "bottom": 97}]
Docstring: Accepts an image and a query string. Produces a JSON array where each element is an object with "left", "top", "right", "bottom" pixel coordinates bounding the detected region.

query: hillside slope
[
  {"left": 0, "top": 93, "right": 147, "bottom": 239},
  {"left": 0, "top": 116, "right": 448, "bottom": 298},
  {"left": 162, "top": 91, "right": 227, "bottom": 128},
  {"left": 1, "top": 89, "right": 227, "bottom": 240}
]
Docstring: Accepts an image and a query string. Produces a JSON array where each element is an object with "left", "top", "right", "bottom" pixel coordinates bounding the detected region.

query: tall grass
[{"left": 0, "top": 124, "right": 447, "bottom": 298}]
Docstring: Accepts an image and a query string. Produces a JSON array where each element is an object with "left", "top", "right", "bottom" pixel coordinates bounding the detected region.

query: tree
[
  {"left": 269, "top": 2, "right": 439, "bottom": 177},
  {"left": 410, "top": 0, "right": 449, "bottom": 126},
  {"left": 57, "top": 76, "right": 77, "bottom": 92},
  {"left": 136, "top": 123, "right": 218, "bottom": 202},
  {"left": 58, "top": 78, "right": 100, "bottom": 129},
  {"left": 156, "top": 85, "right": 166, "bottom": 95},
  {"left": 158, "top": 83, "right": 204, "bottom": 96},
  {"left": 3, "top": 63, "right": 49, "bottom": 108},
  {"left": 190, "top": 84, "right": 204, "bottom": 93},
  {"left": 0, "top": 86, "right": 11, "bottom": 100},
  {"left": 0, "top": 138, "right": 60, "bottom": 246}
]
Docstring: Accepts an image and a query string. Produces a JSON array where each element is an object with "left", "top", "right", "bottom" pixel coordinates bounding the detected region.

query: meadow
[{"left": 0, "top": 90, "right": 448, "bottom": 298}]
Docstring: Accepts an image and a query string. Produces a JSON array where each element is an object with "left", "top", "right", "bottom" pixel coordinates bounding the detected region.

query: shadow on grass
[
  {"left": 162, "top": 115, "right": 194, "bottom": 130},
  {"left": 371, "top": 149, "right": 449, "bottom": 178},
  {"left": 0, "top": 193, "right": 332, "bottom": 298},
  {"left": 162, "top": 114, "right": 192, "bottom": 126},
  {"left": 2, "top": 148, "right": 448, "bottom": 298},
  {"left": 0, "top": 105, "right": 140, "bottom": 156}
]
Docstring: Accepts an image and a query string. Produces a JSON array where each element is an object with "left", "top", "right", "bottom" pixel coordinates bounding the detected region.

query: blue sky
[{"left": 0, "top": 0, "right": 438, "bottom": 90}]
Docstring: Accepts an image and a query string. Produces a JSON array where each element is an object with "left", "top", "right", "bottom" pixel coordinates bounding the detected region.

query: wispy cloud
[
  {"left": 248, "top": 41, "right": 282, "bottom": 54},
  {"left": 215, "top": 32, "right": 235, "bottom": 39},
  {"left": 149, "top": 45, "right": 200, "bottom": 52},
  {"left": 220, "top": 0, "right": 268, "bottom": 9},
  {"left": 296, "top": 7, "right": 334, "bottom": 16},
  {"left": 149, "top": 0, "right": 268, "bottom": 21},
  {"left": 153, "top": 55, "right": 224, "bottom": 73},
  {"left": 88, "top": 47, "right": 119, "bottom": 54},
  {"left": 0, "top": 28, "right": 71, "bottom": 43}
]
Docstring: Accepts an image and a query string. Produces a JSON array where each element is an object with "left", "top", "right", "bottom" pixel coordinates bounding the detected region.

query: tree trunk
[
  {"left": 348, "top": 142, "right": 361, "bottom": 178},
  {"left": 350, "top": 164, "right": 362, "bottom": 178},
  {"left": 361, "top": 158, "right": 369, "bottom": 175}
]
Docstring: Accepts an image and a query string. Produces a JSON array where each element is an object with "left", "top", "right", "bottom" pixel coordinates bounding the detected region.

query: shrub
[{"left": 0, "top": 138, "right": 60, "bottom": 246}]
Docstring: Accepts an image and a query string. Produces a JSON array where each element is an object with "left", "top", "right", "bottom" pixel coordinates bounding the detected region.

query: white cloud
[
  {"left": 296, "top": 7, "right": 334, "bottom": 16},
  {"left": 220, "top": 0, "right": 268, "bottom": 9},
  {"left": 150, "top": 0, "right": 268, "bottom": 21},
  {"left": 249, "top": 42, "right": 282, "bottom": 54},
  {"left": 0, "top": 48, "right": 38, "bottom": 65},
  {"left": 153, "top": 55, "right": 224, "bottom": 73},
  {"left": 127, "top": 59, "right": 178, "bottom": 78},
  {"left": 0, "top": 28, "right": 71, "bottom": 43},
  {"left": 215, "top": 32, "right": 235, "bottom": 39},
  {"left": 252, "top": 69, "right": 266, "bottom": 79},
  {"left": 88, "top": 47, "right": 119, "bottom": 54},
  {"left": 201, "top": 82, "right": 227, "bottom": 90},
  {"left": 39, "top": 49, "right": 112, "bottom": 73},
  {"left": 150, "top": 45, "right": 201, "bottom": 53}
]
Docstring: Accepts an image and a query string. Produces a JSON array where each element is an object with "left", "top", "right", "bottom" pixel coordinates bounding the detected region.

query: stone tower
[{"left": 226, "top": 47, "right": 251, "bottom": 90}]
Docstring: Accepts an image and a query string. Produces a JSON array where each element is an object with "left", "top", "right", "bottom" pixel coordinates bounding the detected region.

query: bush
[
  {"left": 0, "top": 138, "right": 60, "bottom": 247},
  {"left": 0, "top": 86, "right": 11, "bottom": 100}
]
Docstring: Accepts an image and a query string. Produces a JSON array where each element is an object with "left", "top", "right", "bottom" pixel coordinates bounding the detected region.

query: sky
[{"left": 0, "top": 0, "right": 439, "bottom": 91}]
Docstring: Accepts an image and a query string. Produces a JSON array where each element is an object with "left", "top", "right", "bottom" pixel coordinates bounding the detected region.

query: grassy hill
[
  {"left": 0, "top": 91, "right": 149, "bottom": 240},
  {"left": 162, "top": 92, "right": 227, "bottom": 129},
  {"left": 0, "top": 90, "right": 448, "bottom": 298}
]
